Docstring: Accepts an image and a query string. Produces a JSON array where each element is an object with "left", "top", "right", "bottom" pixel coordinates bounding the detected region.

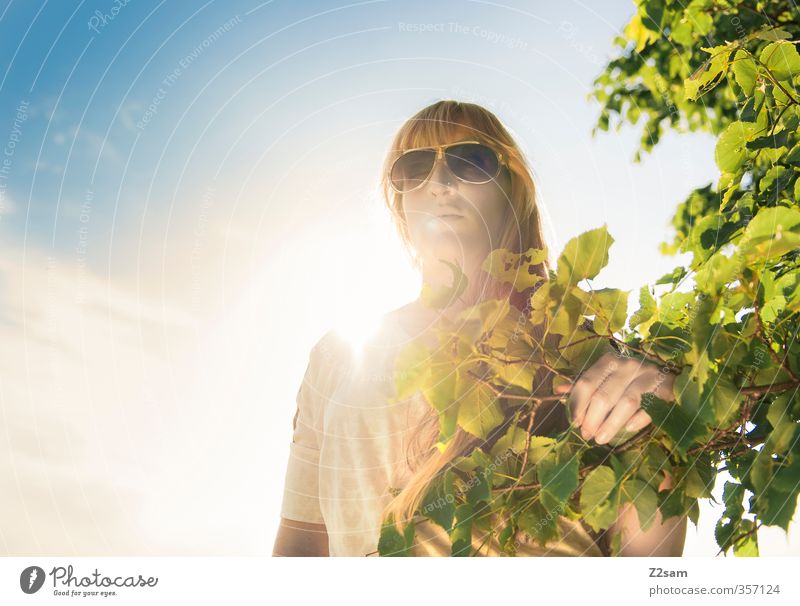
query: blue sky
[
  {"left": 0, "top": 0, "right": 695, "bottom": 271},
  {"left": 1, "top": 0, "right": 794, "bottom": 556}
]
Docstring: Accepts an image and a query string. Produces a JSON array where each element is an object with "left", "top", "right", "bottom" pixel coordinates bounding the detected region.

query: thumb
[{"left": 554, "top": 382, "right": 572, "bottom": 393}]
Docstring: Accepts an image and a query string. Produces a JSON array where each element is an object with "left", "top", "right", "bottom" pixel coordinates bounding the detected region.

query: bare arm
[
  {"left": 606, "top": 471, "right": 688, "bottom": 556},
  {"left": 272, "top": 518, "right": 330, "bottom": 557}
]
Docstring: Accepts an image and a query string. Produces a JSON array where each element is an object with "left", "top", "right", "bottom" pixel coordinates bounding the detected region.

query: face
[{"left": 398, "top": 131, "right": 512, "bottom": 269}]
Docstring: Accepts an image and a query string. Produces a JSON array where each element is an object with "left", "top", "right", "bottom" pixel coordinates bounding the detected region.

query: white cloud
[{"left": 0, "top": 241, "right": 285, "bottom": 554}]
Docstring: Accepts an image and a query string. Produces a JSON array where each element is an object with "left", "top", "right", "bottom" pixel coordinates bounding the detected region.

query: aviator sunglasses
[{"left": 389, "top": 140, "right": 507, "bottom": 194}]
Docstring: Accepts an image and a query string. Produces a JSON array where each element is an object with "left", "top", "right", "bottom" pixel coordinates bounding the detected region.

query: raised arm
[{"left": 605, "top": 471, "right": 688, "bottom": 556}]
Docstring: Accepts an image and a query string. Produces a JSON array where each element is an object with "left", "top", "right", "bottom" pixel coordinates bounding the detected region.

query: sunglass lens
[
  {"left": 391, "top": 149, "right": 435, "bottom": 192},
  {"left": 446, "top": 144, "right": 499, "bottom": 183}
]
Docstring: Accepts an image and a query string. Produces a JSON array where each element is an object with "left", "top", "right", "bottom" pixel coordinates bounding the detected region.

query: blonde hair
[{"left": 379, "top": 100, "right": 556, "bottom": 534}]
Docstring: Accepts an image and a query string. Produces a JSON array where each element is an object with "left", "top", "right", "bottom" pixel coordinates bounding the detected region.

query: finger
[
  {"left": 624, "top": 409, "right": 652, "bottom": 433},
  {"left": 627, "top": 359, "right": 675, "bottom": 399},
  {"left": 626, "top": 368, "right": 674, "bottom": 421},
  {"left": 595, "top": 372, "right": 666, "bottom": 444},
  {"left": 592, "top": 392, "right": 643, "bottom": 444},
  {"left": 650, "top": 370, "right": 676, "bottom": 401},
  {"left": 554, "top": 383, "right": 572, "bottom": 393},
  {"left": 580, "top": 380, "right": 623, "bottom": 440},
  {"left": 569, "top": 354, "right": 620, "bottom": 427}
]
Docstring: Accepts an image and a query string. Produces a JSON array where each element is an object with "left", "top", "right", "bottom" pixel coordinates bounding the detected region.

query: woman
[{"left": 273, "top": 100, "right": 687, "bottom": 557}]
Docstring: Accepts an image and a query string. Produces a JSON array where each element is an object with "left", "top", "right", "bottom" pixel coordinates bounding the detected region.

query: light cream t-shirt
[{"left": 279, "top": 312, "right": 606, "bottom": 557}]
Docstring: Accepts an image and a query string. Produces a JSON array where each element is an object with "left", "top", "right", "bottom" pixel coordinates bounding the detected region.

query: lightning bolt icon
[{"left": 28, "top": 569, "right": 37, "bottom": 589}]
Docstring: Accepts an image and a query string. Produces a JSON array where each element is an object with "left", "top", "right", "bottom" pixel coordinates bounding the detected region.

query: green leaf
[
  {"left": 715, "top": 121, "right": 757, "bottom": 173},
  {"left": 659, "top": 483, "right": 692, "bottom": 521},
  {"left": 706, "top": 373, "right": 742, "bottom": 428},
  {"left": 621, "top": 478, "right": 659, "bottom": 532},
  {"left": 497, "top": 523, "right": 515, "bottom": 551},
  {"left": 746, "top": 129, "right": 792, "bottom": 151},
  {"left": 451, "top": 503, "right": 474, "bottom": 556},
  {"left": 393, "top": 339, "right": 431, "bottom": 401},
  {"left": 586, "top": 287, "right": 630, "bottom": 334},
  {"left": 420, "top": 468, "right": 457, "bottom": 532},
  {"left": 657, "top": 290, "right": 697, "bottom": 325},
  {"left": 455, "top": 371, "right": 504, "bottom": 440},
  {"left": 754, "top": 484, "right": 798, "bottom": 532},
  {"left": 456, "top": 297, "right": 511, "bottom": 341},
  {"left": 526, "top": 436, "right": 559, "bottom": 465},
  {"left": 694, "top": 249, "right": 744, "bottom": 297},
  {"left": 682, "top": 455, "right": 716, "bottom": 499},
  {"left": 636, "top": 443, "right": 671, "bottom": 488},
  {"left": 549, "top": 290, "right": 584, "bottom": 336},
  {"left": 739, "top": 205, "right": 800, "bottom": 261},
  {"left": 466, "top": 467, "right": 493, "bottom": 508},
  {"left": 481, "top": 247, "right": 547, "bottom": 292},
  {"left": 418, "top": 348, "right": 457, "bottom": 412},
  {"left": 684, "top": 45, "right": 732, "bottom": 100},
  {"left": 489, "top": 421, "right": 530, "bottom": 458},
  {"left": 537, "top": 450, "right": 580, "bottom": 511},
  {"left": 715, "top": 519, "right": 738, "bottom": 552},
  {"left": 722, "top": 481, "right": 746, "bottom": 521},
  {"left": 556, "top": 225, "right": 614, "bottom": 286},
  {"left": 732, "top": 50, "right": 758, "bottom": 94},
  {"left": 436, "top": 404, "right": 460, "bottom": 446},
  {"left": 670, "top": 18, "right": 692, "bottom": 47},
  {"left": 629, "top": 285, "right": 657, "bottom": 332},
  {"left": 655, "top": 266, "right": 688, "bottom": 286},
  {"left": 645, "top": 321, "right": 691, "bottom": 360},
  {"left": 732, "top": 519, "right": 759, "bottom": 556},
  {"left": 623, "top": 12, "right": 659, "bottom": 53},
  {"left": 759, "top": 40, "right": 800, "bottom": 82},
  {"left": 580, "top": 465, "right": 620, "bottom": 532},
  {"left": 377, "top": 516, "right": 414, "bottom": 556},
  {"left": 640, "top": 394, "right": 710, "bottom": 458},
  {"left": 766, "top": 393, "right": 799, "bottom": 454},
  {"left": 749, "top": 27, "right": 792, "bottom": 42},
  {"left": 758, "top": 165, "right": 789, "bottom": 194},
  {"left": 639, "top": 0, "right": 665, "bottom": 33},
  {"left": 749, "top": 449, "right": 800, "bottom": 531},
  {"left": 772, "top": 454, "right": 800, "bottom": 494},
  {"left": 517, "top": 499, "right": 560, "bottom": 546},
  {"left": 485, "top": 356, "right": 536, "bottom": 392},
  {"left": 420, "top": 259, "right": 468, "bottom": 308}
]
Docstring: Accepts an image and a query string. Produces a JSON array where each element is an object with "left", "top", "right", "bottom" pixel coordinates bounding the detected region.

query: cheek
[
  {"left": 466, "top": 187, "right": 508, "bottom": 236},
  {"left": 400, "top": 195, "right": 420, "bottom": 227}
]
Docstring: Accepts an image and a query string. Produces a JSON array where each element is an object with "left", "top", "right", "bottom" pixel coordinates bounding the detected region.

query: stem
[
  {"left": 754, "top": 297, "right": 799, "bottom": 383},
  {"left": 749, "top": 48, "right": 800, "bottom": 106},
  {"left": 716, "top": 521, "right": 762, "bottom": 556},
  {"left": 740, "top": 380, "right": 799, "bottom": 396}
]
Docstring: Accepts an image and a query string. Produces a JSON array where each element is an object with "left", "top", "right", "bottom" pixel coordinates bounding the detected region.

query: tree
[{"left": 380, "top": 0, "right": 800, "bottom": 557}]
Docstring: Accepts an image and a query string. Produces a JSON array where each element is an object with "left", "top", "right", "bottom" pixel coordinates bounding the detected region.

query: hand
[{"left": 553, "top": 352, "right": 675, "bottom": 445}]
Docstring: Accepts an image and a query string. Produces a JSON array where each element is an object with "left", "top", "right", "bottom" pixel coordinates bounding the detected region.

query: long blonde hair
[{"left": 379, "top": 99, "right": 554, "bottom": 533}]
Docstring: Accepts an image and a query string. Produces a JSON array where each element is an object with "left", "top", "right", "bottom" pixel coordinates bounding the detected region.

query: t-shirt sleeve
[{"left": 279, "top": 339, "right": 327, "bottom": 525}]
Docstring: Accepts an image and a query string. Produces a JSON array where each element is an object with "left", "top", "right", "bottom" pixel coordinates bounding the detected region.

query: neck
[{"left": 417, "top": 249, "right": 489, "bottom": 322}]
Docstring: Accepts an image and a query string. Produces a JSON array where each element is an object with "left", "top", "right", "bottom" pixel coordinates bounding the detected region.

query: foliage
[{"left": 379, "top": 1, "right": 800, "bottom": 557}]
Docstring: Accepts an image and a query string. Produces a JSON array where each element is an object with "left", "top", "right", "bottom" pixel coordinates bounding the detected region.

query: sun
[{"left": 331, "top": 308, "right": 384, "bottom": 362}]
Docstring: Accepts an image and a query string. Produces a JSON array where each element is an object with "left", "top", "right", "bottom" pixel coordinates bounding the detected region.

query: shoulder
[{"left": 307, "top": 329, "right": 354, "bottom": 380}]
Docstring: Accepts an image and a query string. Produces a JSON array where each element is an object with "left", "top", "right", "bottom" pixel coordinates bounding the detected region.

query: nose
[{"left": 426, "top": 154, "right": 457, "bottom": 197}]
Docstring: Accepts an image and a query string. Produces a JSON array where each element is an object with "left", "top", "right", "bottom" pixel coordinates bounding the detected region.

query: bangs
[
  {"left": 393, "top": 106, "right": 505, "bottom": 155},
  {"left": 398, "top": 120, "right": 477, "bottom": 151}
]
